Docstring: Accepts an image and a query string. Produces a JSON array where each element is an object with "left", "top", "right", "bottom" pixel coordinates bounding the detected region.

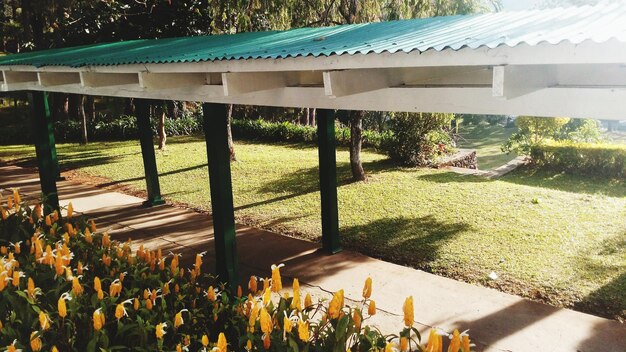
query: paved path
[{"left": 1, "top": 163, "right": 624, "bottom": 352}]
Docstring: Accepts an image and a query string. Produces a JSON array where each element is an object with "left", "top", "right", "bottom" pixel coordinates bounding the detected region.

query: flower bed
[{"left": 0, "top": 191, "right": 471, "bottom": 351}]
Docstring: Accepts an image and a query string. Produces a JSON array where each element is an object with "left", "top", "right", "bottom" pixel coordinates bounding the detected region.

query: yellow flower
[
  {"left": 291, "top": 278, "right": 301, "bottom": 310},
  {"left": 102, "top": 232, "right": 111, "bottom": 248},
  {"left": 206, "top": 286, "right": 217, "bottom": 301},
  {"left": 44, "top": 215, "right": 51, "bottom": 226},
  {"left": 262, "top": 288, "right": 271, "bottom": 306},
  {"left": 246, "top": 340, "right": 252, "bottom": 351},
  {"left": 72, "top": 277, "right": 84, "bottom": 296},
  {"left": 52, "top": 346, "right": 59, "bottom": 352},
  {"left": 368, "top": 300, "right": 376, "bottom": 316},
  {"left": 27, "top": 277, "right": 38, "bottom": 299},
  {"left": 262, "top": 277, "right": 270, "bottom": 291},
  {"left": 297, "top": 320, "right": 309, "bottom": 342},
  {"left": 237, "top": 285, "right": 243, "bottom": 298},
  {"left": 84, "top": 228, "right": 93, "bottom": 244},
  {"left": 0, "top": 206, "right": 7, "bottom": 221},
  {"left": 304, "top": 293, "right": 313, "bottom": 308},
  {"left": 67, "top": 202, "right": 73, "bottom": 218},
  {"left": 425, "top": 329, "right": 442, "bottom": 352},
  {"left": 12, "top": 271, "right": 22, "bottom": 288},
  {"left": 384, "top": 342, "right": 395, "bottom": 352},
  {"left": 216, "top": 332, "right": 227, "bottom": 352},
  {"left": 30, "top": 331, "right": 42, "bottom": 351},
  {"left": 248, "top": 276, "right": 258, "bottom": 293},
  {"left": 58, "top": 295, "right": 68, "bottom": 318},
  {"left": 133, "top": 298, "right": 140, "bottom": 311},
  {"left": 12, "top": 189, "right": 20, "bottom": 205},
  {"left": 90, "top": 219, "right": 97, "bottom": 232},
  {"left": 263, "top": 334, "right": 271, "bottom": 350},
  {"left": 271, "top": 263, "right": 284, "bottom": 292},
  {"left": 115, "top": 303, "right": 127, "bottom": 320},
  {"left": 201, "top": 334, "right": 209, "bottom": 347},
  {"left": 283, "top": 315, "right": 293, "bottom": 333},
  {"left": 362, "top": 277, "right": 372, "bottom": 299},
  {"left": 328, "top": 289, "right": 344, "bottom": 319},
  {"left": 54, "top": 253, "right": 64, "bottom": 277},
  {"left": 146, "top": 298, "right": 153, "bottom": 310},
  {"left": 39, "top": 311, "right": 51, "bottom": 330},
  {"left": 403, "top": 296, "right": 414, "bottom": 327},
  {"left": 174, "top": 309, "right": 188, "bottom": 329},
  {"left": 400, "top": 337, "right": 409, "bottom": 352},
  {"left": 461, "top": 334, "right": 471, "bottom": 352},
  {"left": 259, "top": 307, "right": 272, "bottom": 334},
  {"left": 7, "top": 340, "right": 17, "bottom": 352},
  {"left": 155, "top": 322, "right": 167, "bottom": 339},
  {"left": 97, "top": 289, "right": 104, "bottom": 301},
  {"left": 353, "top": 309, "right": 362, "bottom": 331},
  {"left": 449, "top": 329, "right": 461, "bottom": 352},
  {"left": 176, "top": 344, "right": 183, "bottom": 352},
  {"left": 93, "top": 308, "right": 105, "bottom": 331}
]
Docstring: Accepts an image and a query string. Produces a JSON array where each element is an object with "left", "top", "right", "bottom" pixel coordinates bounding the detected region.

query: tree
[{"left": 503, "top": 116, "right": 571, "bottom": 154}]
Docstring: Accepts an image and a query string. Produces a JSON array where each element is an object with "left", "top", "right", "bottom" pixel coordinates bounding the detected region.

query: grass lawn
[
  {"left": 1, "top": 137, "right": 624, "bottom": 320},
  {"left": 457, "top": 123, "right": 518, "bottom": 170}
]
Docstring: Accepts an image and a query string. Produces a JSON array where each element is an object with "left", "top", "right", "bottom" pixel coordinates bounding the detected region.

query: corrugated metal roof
[{"left": 0, "top": 2, "right": 625, "bottom": 68}]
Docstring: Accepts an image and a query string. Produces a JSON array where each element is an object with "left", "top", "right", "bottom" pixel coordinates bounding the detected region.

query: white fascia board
[{"left": 4, "top": 39, "right": 624, "bottom": 75}]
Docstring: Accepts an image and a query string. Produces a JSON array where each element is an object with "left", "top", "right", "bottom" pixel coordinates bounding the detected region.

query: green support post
[
  {"left": 135, "top": 100, "right": 165, "bottom": 207},
  {"left": 28, "top": 91, "right": 60, "bottom": 215},
  {"left": 317, "top": 109, "right": 342, "bottom": 254},
  {"left": 202, "top": 103, "right": 239, "bottom": 289}
]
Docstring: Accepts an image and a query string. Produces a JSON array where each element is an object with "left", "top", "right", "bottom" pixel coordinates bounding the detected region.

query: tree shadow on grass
[
  {"left": 340, "top": 215, "right": 471, "bottom": 268},
  {"left": 572, "top": 233, "right": 626, "bottom": 321},
  {"left": 235, "top": 159, "right": 397, "bottom": 212}
]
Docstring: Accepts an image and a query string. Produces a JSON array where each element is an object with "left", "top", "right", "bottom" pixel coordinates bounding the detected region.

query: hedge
[
  {"left": 231, "top": 119, "right": 392, "bottom": 150},
  {"left": 0, "top": 191, "right": 473, "bottom": 351},
  {"left": 530, "top": 141, "right": 626, "bottom": 178}
]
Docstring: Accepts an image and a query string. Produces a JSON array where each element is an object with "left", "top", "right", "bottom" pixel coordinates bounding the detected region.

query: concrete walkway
[{"left": 0, "top": 164, "right": 624, "bottom": 352}]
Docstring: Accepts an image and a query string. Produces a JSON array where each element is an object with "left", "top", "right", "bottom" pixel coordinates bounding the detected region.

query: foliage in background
[
  {"left": 530, "top": 141, "right": 626, "bottom": 178},
  {"left": 383, "top": 112, "right": 456, "bottom": 166},
  {"left": 232, "top": 119, "right": 392, "bottom": 150},
  {"left": 0, "top": 193, "right": 472, "bottom": 351},
  {"left": 503, "top": 116, "right": 601, "bottom": 155}
]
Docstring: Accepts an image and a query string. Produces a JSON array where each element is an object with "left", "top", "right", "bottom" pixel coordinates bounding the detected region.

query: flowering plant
[{"left": 0, "top": 191, "right": 472, "bottom": 351}]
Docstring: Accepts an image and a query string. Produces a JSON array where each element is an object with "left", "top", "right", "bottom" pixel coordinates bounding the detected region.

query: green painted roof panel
[{"left": 0, "top": 2, "right": 625, "bottom": 68}]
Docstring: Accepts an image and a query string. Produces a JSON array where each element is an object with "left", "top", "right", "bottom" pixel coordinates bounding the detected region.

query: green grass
[
  {"left": 457, "top": 123, "right": 518, "bottom": 170},
  {"left": 1, "top": 137, "right": 625, "bottom": 319}
]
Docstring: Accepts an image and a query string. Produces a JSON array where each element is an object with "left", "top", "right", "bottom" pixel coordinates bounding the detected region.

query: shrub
[
  {"left": 530, "top": 141, "right": 626, "bottom": 178},
  {"left": 503, "top": 116, "right": 602, "bottom": 155},
  {"left": 383, "top": 112, "right": 455, "bottom": 166},
  {"left": 231, "top": 119, "right": 392, "bottom": 150},
  {"left": 0, "top": 192, "right": 474, "bottom": 351}
]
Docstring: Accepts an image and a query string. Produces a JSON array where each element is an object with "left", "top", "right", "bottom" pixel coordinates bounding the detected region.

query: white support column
[{"left": 492, "top": 65, "right": 557, "bottom": 100}]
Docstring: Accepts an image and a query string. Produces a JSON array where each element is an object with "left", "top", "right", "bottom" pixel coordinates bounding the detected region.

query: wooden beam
[
  {"left": 323, "top": 69, "right": 401, "bottom": 97},
  {"left": 80, "top": 72, "right": 139, "bottom": 87},
  {"left": 492, "top": 65, "right": 557, "bottom": 99},
  {"left": 222, "top": 72, "right": 285, "bottom": 96},
  {"left": 37, "top": 72, "right": 81, "bottom": 86}
]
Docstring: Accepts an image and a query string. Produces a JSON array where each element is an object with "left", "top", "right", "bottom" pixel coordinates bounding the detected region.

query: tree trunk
[
  {"left": 310, "top": 108, "right": 316, "bottom": 126},
  {"left": 227, "top": 104, "right": 236, "bottom": 161},
  {"left": 79, "top": 95, "right": 88, "bottom": 145},
  {"left": 157, "top": 103, "right": 167, "bottom": 150},
  {"left": 349, "top": 110, "right": 366, "bottom": 182},
  {"left": 86, "top": 95, "right": 96, "bottom": 121},
  {"left": 303, "top": 108, "right": 310, "bottom": 126},
  {"left": 124, "top": 98, "right": 135, "bottom": 116}
]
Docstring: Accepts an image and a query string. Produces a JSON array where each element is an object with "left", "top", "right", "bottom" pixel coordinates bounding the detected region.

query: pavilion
[{"left": 0, "top": 2, "right": 625, "bottom": 286}]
